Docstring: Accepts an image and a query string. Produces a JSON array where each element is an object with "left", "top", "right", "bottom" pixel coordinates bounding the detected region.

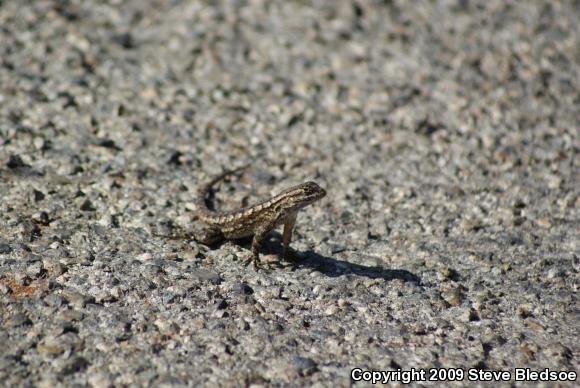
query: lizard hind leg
[{"left": 193, "top": 225, "right": 224, "bottom": 245}]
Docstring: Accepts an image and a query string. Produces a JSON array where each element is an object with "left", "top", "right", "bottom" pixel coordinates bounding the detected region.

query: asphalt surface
[{"left": 0, "top": 1, "right": 578, "bottom": 387}]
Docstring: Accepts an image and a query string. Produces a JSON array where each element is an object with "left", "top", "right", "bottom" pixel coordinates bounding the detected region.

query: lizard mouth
[
  {"left": 312, "top": 188, "right": 326, "bottom": 201},
  {"left": 301, "top": 182, "right": 326, "bottom": 204}
]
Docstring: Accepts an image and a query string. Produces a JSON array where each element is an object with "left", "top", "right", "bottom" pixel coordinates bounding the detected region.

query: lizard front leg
[
  {"left": 250, "top": 220, "right": 279, "bottom": 270},
  {"left": 282, "top": 212, "right": 298, "bottom": 260}
]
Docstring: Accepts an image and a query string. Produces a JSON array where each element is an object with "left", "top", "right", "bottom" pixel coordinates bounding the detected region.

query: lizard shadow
[
  {"left": 291, "top": 250, "right": 421, "bottom": 283},
  {"left": 262, "top": 234, "right": 421, "bottom": 283},
  {"left": 203, "top": 233, "right": 420, "bottom": 283}
]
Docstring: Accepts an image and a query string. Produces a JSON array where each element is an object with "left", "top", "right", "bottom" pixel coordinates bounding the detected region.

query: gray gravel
[{"left": 1, "top": 1, "right": 578, "bottom": 387}]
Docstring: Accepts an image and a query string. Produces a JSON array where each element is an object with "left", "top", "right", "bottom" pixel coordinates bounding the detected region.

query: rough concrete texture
[{"left": 0, "top": 1, "right": 578, "bottom": 387}]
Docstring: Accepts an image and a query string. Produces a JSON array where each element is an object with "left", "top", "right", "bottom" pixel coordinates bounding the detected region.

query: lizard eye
[
  {"left": 303, "top": 182, "right": 326, "bottom": 197},
  {"left": 304, "top": 182, "right": 315, "bottom": 192}
]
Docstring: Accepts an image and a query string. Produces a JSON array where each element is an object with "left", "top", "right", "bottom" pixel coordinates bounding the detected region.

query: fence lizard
[{"left": 195, "top": 167, "right": 326, "bottom": 269}]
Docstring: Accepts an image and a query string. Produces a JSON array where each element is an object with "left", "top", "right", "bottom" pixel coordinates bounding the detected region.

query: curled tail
[{"left": 196, "top": 165, "right": 250, "bottom": 217}]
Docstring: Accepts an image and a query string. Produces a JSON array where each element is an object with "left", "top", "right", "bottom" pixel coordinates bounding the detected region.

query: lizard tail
[{"left": 196, "top": 165, "right": 250, "bottom": 216}]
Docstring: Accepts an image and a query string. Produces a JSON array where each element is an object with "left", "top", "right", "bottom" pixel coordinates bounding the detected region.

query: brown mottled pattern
[{"left": 194, "top": 168, "right": 326, "bottom": 268}]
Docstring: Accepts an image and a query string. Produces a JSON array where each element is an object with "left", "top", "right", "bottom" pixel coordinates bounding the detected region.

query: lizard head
[
  {"left": 288, "top": 181, "right": 326, "bottom": 209},
  {"left": 266, "top": 181, "right": 326, "bottom": 215}
]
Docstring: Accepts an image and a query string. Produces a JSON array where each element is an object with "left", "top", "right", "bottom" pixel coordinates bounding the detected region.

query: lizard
[{"left": 194, "top": 167, "right": 326, "bottom": 269}]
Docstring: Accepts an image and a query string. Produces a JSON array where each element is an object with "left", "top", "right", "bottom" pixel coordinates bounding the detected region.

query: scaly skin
[{"left": 195, "top": 168, "right": 326, "bottom": 269}]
